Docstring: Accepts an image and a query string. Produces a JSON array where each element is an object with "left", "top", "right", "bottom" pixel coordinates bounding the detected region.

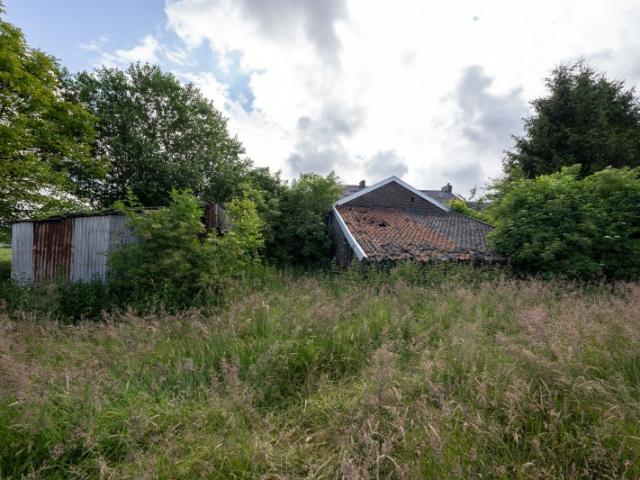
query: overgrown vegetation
[
  {"left": 1, "top": 268, "right": 639, "bottom": 478},
  {"left": 264, "top": 172, "right": 341, "bottom": 267},
  {"left": 446, "top": 198, "right": 491, "bottom": 223},
  {"left": 0, "top": 247, "right": 9, "bottom": 280},
  {"left": 109, "top": 190, "right": 263, "bottom": 308},
  {"left": 489, "top": 166, "right": 640, "bottom": 280}
]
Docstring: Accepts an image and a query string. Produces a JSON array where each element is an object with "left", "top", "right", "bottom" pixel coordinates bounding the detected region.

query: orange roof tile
[{"left": 336, "top": 206, "right": 500, "bottom": 263}]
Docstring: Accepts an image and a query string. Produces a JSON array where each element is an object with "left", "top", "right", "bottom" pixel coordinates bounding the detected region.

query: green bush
[
  {"left": 108, "top": 190, "right": 263, "bottom": 308},
  {"left": 259, "top": 172, "right": 341, "bottom": 267},
  {"left": 489, "top": 166, "right": 640, "bottom": 280},
  {"left": 0, "top": 247, "right": 10, "bottom": 281}
]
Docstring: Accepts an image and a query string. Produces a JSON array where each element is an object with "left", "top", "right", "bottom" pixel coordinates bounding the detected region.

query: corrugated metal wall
[
  {"left": 11, "top": 222, "right": 34, "bottom": 284},
  {"left": 108, "top": 215, "right": 136, "bottom": 250},
  {"left": 11, "top": 214, "right": 135, "bottom": 284},
  {"left": 33, "top": 218, "right": 74, "bottom": 282},
  {"left": 70, "top": 216, "right": 110, "bottom": 282}
]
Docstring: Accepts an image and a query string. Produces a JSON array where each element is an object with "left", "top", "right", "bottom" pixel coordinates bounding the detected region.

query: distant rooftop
[{"left": 340, "top": 180, "right": 459, "bottom": 203}]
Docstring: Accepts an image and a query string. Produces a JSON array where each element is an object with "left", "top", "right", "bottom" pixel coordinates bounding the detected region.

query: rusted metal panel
[
  {"left": 33, "top": 218, "right": 74, "bottom": 283},
  {"left": 204, "top": 204, "right": 216, "bottom": 233},
  {"left": 11, "top": 222, "right": 34, "bottom": 284},
  {"left": 203, "top": 204, "right": 229, "bottom": 233},
  {"left": 70, "top": 216, "right": 110, "bottom": 282}
]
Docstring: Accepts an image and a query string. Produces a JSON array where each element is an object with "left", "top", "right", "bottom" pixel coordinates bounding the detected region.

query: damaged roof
[{"left": 336, "top": 206, "right": 501, "bottom": 263}]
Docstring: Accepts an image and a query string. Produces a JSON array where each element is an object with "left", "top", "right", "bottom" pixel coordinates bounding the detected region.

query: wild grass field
[{"left": 1, "top": 267, "right": 639, "bottom": 479}]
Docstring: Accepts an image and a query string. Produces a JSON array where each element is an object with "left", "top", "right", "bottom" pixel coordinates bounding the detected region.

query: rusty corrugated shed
[
  {"left": 11, "top": 204, "right": 224, "bottom": 284},
  {"left": 11, "top": 213, "right": 135, "bottom": 284}
]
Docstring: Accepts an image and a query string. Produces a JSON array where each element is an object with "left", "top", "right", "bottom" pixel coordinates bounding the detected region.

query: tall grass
[{"left": 1, "top": 268, "right": 639, "bottom": 478}]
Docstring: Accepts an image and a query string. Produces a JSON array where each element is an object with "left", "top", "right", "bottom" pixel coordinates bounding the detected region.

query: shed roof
[{"left": 11, "top": 210, "right": 127, "bottom": 224}]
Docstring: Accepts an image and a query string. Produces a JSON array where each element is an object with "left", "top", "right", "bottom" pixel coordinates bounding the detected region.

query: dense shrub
[
  {"left": 489, "top": 166, "right": 640, "bottom": 280},
  {"left": 109, "top": 190, "right": 263, "bottom": 307},
  {"left": 0, "top": 248, "right": 9, "bottom": 281},
  {"left": 262, "top": 172, "right": 341, "bottom": 267}
]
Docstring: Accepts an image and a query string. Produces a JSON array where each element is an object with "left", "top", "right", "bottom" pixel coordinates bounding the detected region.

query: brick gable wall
[{"left": 344, "top": 181, "right": 445, "bottom": 215}]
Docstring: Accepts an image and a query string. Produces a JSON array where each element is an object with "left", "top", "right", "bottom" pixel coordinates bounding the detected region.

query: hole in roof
[{"left": 410, "top": 197, "right": 415, "bottom": 202}]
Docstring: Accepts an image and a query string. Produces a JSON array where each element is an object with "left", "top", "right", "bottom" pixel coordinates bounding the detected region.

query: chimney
[
  {"left": 441, "top": 182, "right": 452, "bottom": 193},
  {"left": 358, "top": 180, "right": 366, "bottom": 189}
]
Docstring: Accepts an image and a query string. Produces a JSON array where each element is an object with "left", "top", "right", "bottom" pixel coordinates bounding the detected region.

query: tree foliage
[
  {"left": 109, "top": 190, "right": 263, "bottom": 305},
  {"left": 446, "top": 198, "right": 490, "bottom": 223},
  {"left": 489, "top": 166, "right": 640, "bottom": 280},
  {"left": 69, "top": 64, "right": 249, "bottom": 207},
  {"left": 505, "top": 62, "right": 640, "bottom": 179},
  {"left": 264, "top": 172, "right": 341, "bottom": 267},
  {"left": 0, "top": 7, "right": 99, "bottom": 231}
]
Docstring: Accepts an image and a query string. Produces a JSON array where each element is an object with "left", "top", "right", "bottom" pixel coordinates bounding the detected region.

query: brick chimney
[
  {"left": 441, "top": 182, "right": 452, "bottom": 193},
  {"left": 359, "top": 180, "right": 366, "bottom": 189}
]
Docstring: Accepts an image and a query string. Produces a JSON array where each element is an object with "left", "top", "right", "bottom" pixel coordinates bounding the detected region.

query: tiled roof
[{"left": 336, "top": 206, "right": 501, "bottom": 263}]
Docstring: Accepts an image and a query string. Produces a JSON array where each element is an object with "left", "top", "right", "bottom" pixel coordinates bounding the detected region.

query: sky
[{"left": 7, "top": 0, "right": 640, "bottom": 196}]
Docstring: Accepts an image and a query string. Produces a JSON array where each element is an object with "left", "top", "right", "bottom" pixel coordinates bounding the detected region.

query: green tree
[
  {"left": 489, "top": 166, "right": 640, "bottom": 280},
  {"left": 0, "top": 6, "right": 99, "bottom": 232},
  {"left": 239, "top": 167, "right": 286, "bottom": 254},
  {"left": 446, "top": 198, "right": 490, "bottom": 223},
  {"left": 505, "top": 62, "right": 640, "bottom": 179},
  {"left": 69, "top": 64, "right": 249, "bottom": 207},
  {"left": 109, "top": 190, "right": 263, "bottom": 306},
  {"left": 267, "top": 172, "right": 341, "bottom": 267}
]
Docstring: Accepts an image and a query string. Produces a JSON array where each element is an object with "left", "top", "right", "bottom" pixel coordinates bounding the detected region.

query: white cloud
[
  {"left": 365, "top": 150, "right": 409, "bottom": 181},
  {"left": 165, "top": 46, "right": 193, "bottom": 66},
  {"left": 178, "top": 72, "right": 229, "bottom": 109},
  {"left": 138, "top": 0, "right": 640, "bottom": 193},
  {"left": 79, "top": 35, "right": 109, "bottom": 51},
  {"left": 100, "top": 35, "right": 160, "bottom": 67}
]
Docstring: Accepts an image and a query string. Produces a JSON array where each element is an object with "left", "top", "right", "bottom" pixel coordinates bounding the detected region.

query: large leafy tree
[
  {"left": 69, "top": 64, "right": 249, "bottom": 207},
  {"left": 489, "top": 166, "right": 640, "bottom": 280},
  {"left": 505, "top": 62, "right": 640, "bottom": 179},
  {"left": 0, "top": 5, "right": 98, "bottom": 230}
]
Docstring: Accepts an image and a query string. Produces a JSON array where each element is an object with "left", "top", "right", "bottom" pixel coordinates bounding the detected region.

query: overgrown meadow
[{"left": 1, "top": 265, "right": 639, "bottom": 479}]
